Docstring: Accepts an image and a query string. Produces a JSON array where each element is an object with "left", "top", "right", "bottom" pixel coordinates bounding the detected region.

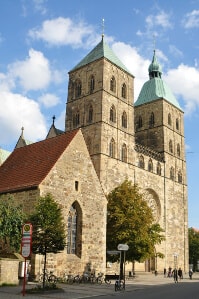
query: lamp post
[{"left": 173, "top": 252, "right": 178, "bottom": 269}]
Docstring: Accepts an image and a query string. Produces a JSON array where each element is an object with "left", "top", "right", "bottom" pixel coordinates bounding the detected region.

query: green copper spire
[
  {"left": 70, "top": 37, "right": 132, "bottom": 75},
  {"left": 134, "top": 51, "right": 181, "bottom": 110}
]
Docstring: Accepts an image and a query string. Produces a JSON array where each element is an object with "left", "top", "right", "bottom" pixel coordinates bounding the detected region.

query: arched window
[
  {"left": 121, "top": 143, "right": 127, "bottom": 162},
  {"left": 109, "top": 138, "right": 115, "bottom": 158},
  {"left": 88, "top": 105, "right": 93, "bottom": 123},
  {"left": 148, "top": 159, "right": 153, "bottom": 172},
  {"left": 176, "top": 118, "right": 179, "bottom": 130},
  {"left": 170, "top": 167, "right": 175, "bottom": 181},
  {"left": 122, "top": 111, "right": 127, "bottom": 128},
  {"left": 73, "top": 110, "right": 80, "bottom": 127},
  {"left": 110, "top": 105, "right": 116, "bottom": 122},
  {"left": 138, "top": 116, "right": 142, "bottom": 128},
  {"left": 157, "top": 162, "right": 161, "bottom": 175},
  {"left": 169, "top": 140, "right": 173, "bottom": 153},
  {"left": 168, "top": 113, "right": 172, "bottom": 126},
  {"left": 89, "top": 75, "right": 95, "bottom": 93},
  {"left": 110, "top": 76, "right": 116, "bottom": 92},
  {"left": 121, "top": 83, "right": 127, "bottom": 98},
  {"left": 67, "top": 205, "right": 77, "bottom": 254},
  {"left": 178, "top": 171, "right": 182, "bottom": 183},
  {"left": 177, "top": 144, "right": 180, "bottom": 157},
  {"left": 139, "top": 155, "right": 145, "bottom": 169},
  {"left": 75, "top": 80, "right": 82, "bottom": 98},
  {"left": 67, "top": 202, "right": 82, "bottom": 257},
  {"left": 149, "top": 112, "right": 155, "bottom": 127}
]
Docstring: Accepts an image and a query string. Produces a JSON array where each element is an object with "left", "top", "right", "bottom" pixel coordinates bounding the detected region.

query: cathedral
[{"left": 0, "top": 35, "right": 188, "bottom": 277}]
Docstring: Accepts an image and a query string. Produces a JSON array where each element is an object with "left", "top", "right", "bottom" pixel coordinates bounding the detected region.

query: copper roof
[{"left": 0, "top": 130, "right": 79, "bottom": 194}]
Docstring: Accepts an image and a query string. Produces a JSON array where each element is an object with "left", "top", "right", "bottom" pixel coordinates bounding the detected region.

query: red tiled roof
[{"left": 0, "top": 130, "right": 79, "bottom": 194}]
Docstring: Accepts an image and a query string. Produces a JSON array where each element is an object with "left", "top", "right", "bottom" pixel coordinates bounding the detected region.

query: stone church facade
[{"left": 0, "top": 36, "right": 188, "bottom": 277}]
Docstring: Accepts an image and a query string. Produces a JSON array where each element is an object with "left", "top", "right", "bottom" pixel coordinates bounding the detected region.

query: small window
[
  {"left": 138, "top": 116, "right": 142, "bottom": 128},
  {"left": 122, "top": 111, "right": 127, "bottom": 128},
  {"left": 178, "top": 171, "right": 182, "bottom": 183},
  {"left": 121, "top": 144, "right": 127, "bottom": 162},
  {"left": 139, "top": 155, "right": 145, "bottom": 169},
  {"left": 75, "top": 181, "right": 79, "bottom": 191},
  {"left": 110, "top": 76, "right": 116, "bottom": 92},
  {"left": 75, "top": 80, "right": 82, "bottom": 97},
  {"left": 89, "top": 75, "right": 95, "bottom": 93},
  {"left": 157, "top": 162, "right": 161, "bottom": 175},
  {"left": 148, "top": 159, "right": 153, "bottom": 172},
  {"left": 168, "top": 113, "right": 172, "bottom": 126},
  {"left": 88, "top": 105, "right": 93, "bottom": 123},
  {"left": 170, "top": 167, "right": 175, "bottom": 181},
  {"left": 73, "top": 110, "right": 80, "bottom": 127},
  {"left": 169, "top": 140, "right": 173, "bottom": 153},
  {"left": 121, "top": 83, "right": 127, "bottom": 98},
  {"left": 176, "top": 118, "right": 179, "bottom": 130},
  {"left": 109, "top": 138, "right": 115, "bottom": 158},
  {"left": 149, "top": 112, "right": 155, "bottom": 127},
  {"left": 177, "top": 144, "right": 180, "bottom": 157},
  {"left": 110, "top": 105, "right": 116, "bottom": 123}
]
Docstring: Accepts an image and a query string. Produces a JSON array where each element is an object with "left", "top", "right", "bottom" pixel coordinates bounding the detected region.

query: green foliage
[
  {"left": 189, "top": 227, "right": 199, "bottom": 271},
  {"left": 107, "top": 180, "right": 165, "bottom": 263},
  {"left": 29, "top": 193, "right": 66, "bottom": 255},
  {"left": 0, "top": 196, "right": 25, "bottom": 254}
]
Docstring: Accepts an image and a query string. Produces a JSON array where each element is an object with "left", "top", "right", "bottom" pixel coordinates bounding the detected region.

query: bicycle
[
  {"left": 114, "top": 279, "right": 125, "bottom": 291},
  {"left": 39, "top": 269, "right": 57, "bottom": 284}
]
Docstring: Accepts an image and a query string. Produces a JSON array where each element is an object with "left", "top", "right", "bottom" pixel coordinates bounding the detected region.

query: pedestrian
[
  {"left": 189, "top": 269, "right": 193, "bottom": 280},
  {"left": 173, "top": 268, "right": 178, "bottom": 283},
  {"left": 178, "top": 268, "right": 183, "bottom": 280},
  {"left": 164, "top": 268, "right": 166, "bottom": 277}
]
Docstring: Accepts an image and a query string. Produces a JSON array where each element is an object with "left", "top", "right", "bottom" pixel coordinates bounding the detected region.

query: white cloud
[
  {"left": 146, "top": 11, "right": 173, "bottom": 30},
  {"left": 0, "top": 91, "right": 47, "bottom": 146},
  {"left": 169, "top": 45, "right": 183, "bottom": 58},
  {"left": 28, "top": 17, "right": 95, "bottom": 48},
  {"left": 8, "top": 49, "right": 51, "bottom": 91},
  {"left": 182, "top": 10, "right": 199, "bottom": 29},
  {"left": 38, "top": 93, "right": 60, "bottom": 108},
  {"left": 33, "top": 0, "right": 47, "bottom": 15},
  {"left": 165, "top": 64, "right": 199, "bottom": 114},
  {"left": 112, "top": 42, "right": 149, "bottom": 100}
]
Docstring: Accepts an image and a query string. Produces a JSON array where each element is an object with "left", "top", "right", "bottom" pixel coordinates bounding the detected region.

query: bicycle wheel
[{"left": 48, "top": 274, "right": 57, "bottom": 283}]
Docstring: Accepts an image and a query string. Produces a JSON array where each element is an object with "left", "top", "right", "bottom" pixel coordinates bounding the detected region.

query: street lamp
[{"left": 173, "top": 252, "right": 178, "bottom": 269}]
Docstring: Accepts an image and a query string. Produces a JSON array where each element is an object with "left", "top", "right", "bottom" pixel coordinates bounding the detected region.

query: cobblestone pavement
[{"left": 0, "top": 272, "right": 198, "bottom": 299}]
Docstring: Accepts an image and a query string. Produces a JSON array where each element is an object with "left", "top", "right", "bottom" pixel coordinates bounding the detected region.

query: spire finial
[
  {"left": 102, "top": 18, "right": 105, "bottom": 39},
  {"left": 52, "top": 115, "right": 55, "bottom": 125},
  {"left": 153, "top": 33, "right": 156, "bottom": 52},
  {"left": 21, "top": 126, "right": 24, "bottom": 137}
]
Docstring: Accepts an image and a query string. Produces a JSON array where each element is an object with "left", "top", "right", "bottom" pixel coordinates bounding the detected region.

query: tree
[
  {"left": 106, "top": 180, "right": 164, "bottom": 272},
  {"left": 29, "top": 193, "right": 66, "bottom": 287},
  {"left": 0, "top": 196, "right": 25, "bottom": 256},
  {"left": 189, "top": 227, "right": 199, "bottom": 271}
]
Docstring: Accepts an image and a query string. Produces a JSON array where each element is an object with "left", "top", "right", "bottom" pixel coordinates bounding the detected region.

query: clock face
[{"left": 144, "top": 190, "right": 160, "bottom": 222}]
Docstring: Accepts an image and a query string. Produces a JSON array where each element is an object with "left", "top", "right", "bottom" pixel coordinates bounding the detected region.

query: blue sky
[{"left": 0, "top": 0, "right": 199, "bottom": 228}]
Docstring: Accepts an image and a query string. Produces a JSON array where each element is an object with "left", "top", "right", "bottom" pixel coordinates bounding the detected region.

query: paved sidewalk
[{"left": 0, "top": 272, "right": 198, "bottom": 299}]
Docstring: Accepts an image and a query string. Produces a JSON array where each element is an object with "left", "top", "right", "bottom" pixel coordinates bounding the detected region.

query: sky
[{"left": 0, "top": 0, "right": 199, "bottom": 228}]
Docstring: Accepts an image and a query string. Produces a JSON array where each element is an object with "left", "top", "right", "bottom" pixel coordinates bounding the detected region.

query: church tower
[
  {"left": 65, "top": 36, "right": 135, "bottom": 191},
  {"left": 134, "top": 50, "right": 188, "bottom": 271}
]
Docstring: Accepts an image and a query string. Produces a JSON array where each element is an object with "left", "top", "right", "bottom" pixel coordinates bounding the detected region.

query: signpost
[
  {"left": 117, "top": 244, "right": 129, "bottom": 290},
  {"left": 21, "top": 223, "right": 32, "bottom": 296}
]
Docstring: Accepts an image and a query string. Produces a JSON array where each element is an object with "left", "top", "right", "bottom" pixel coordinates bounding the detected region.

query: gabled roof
[
  {"left": 70, "top": 36, "right": 132, "bottom": 75},
  {"left": 0, "top": 129, "right": 79, "bottom": 194}
]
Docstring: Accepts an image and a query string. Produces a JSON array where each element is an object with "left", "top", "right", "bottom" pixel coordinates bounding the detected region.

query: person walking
[
  {"left": 178, "top": 268, "right": 183, "bottom": 280},
  {"left": 173, "top": 268, "right": 178, "bottom": 283},
  {"left": 189, "top": 269, "right": 193, "bottom": 280}
]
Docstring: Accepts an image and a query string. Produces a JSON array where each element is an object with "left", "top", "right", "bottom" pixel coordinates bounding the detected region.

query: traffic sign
[{"left": 117, "top": 244, "right": 129, "bottom": 251}]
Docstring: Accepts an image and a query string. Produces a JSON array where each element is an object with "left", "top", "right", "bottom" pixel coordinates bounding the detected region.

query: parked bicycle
[
  {"left": 114, "top": 279, "right": 125, "bottom": 291},
  {"left": 39, "top": 269, "right": 57, "bottom": 284}
]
